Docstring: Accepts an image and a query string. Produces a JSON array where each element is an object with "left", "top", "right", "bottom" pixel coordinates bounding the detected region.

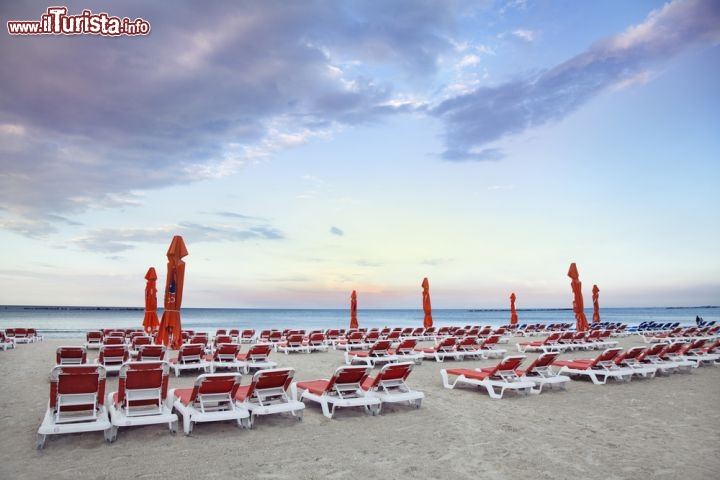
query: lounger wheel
[{"left": 36, "top": 434, "right": 46, "bottom": 450}]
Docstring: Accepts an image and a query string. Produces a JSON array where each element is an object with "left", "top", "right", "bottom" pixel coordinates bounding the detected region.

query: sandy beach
[{"left": 1, "top": 334, "right": 718, "bottom": 480}]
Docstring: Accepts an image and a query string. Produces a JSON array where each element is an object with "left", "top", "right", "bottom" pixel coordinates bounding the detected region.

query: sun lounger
[
  {"left": 305, "top": 332, "right": 329, "bottom": 352},
  {"left": 344, "top": 340, "right": 397, "bottom": 366},
  {"left": 56, "top": 346, "right": 87, "bottom": 365},
  {"left": 136, "top": 344, "right": 166, "bottom": 361},
  {"left": 235, "top": 344, "right": 277, "bottom": 374},
  {"left": 634, "top": 342, "right": 679, "bottom": 374},
  {"left": 389, "top": 339, "right": 424, "bottom": 364},
  {"left": 96, "top": 344, "right": 130, "bottom": 374},
  {"left": 417, "top": 337, "right": 460, "bottom": 362},
  {"left": 84, "top": 331, "right": 104, "bottom": 350},
  {"left": 277, "top": 333, "right": 311, "bottom": 354},
  {"left": 237, "top": 329, "right": 255, "bottom": 343},
  {"left": 291, "top": 365, "right": 382, "bottom": 419},
  {"left": 440, "top": 355, "right": 536, "bottom": 399},
  {"left": 613, "top": 346, "right": 657, "bottom": 378},
  {"left": 169, "top": 373, "right": 250, "bottom": 435},
  {"left": 169, "top": 343, "right": 210, "bottom": 377},
  {"left": 234, "top": 368, "right": 305, "bottom": 428},
  {"left": 0, "top": 331, "right": 15, "bottom": 350},
  {"left": 677, "top": 339, "right": 720, "bottom": 366},
  {"left": 552, "top": 348, "right": 634, "bottom": 384},
  {"left": 37, "top": 365, "right": 113, "bottom": 449},
  {"left": 474, "top": 334, "right": 508, "bottom": 358},
  {"left": 516, "top": 352, "right": 571, "bottom": 393},
  {"left": 656, "top": 342, "right": 699, "bottom": 371},
  {"left": 361, "top": 362, "right": 424, "bottom": 409},
  {"left": 204, "top": 343, "right": 243, "bottom": 373},
  {"left": 516, "top": 333, "right": 566, "bottom": 353},
  {"left": 106, "top": 361, "right": 178, "bottom": 441}
]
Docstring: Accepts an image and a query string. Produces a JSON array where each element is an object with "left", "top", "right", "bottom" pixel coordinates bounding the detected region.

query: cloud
[
  {"left": 330, "top": 226, "right": 344, "bottom": 236},
  {"left": 72, "top": 219, "right": 284, "bottom": 254},
  {"left": 0, "top": 0, "right": 461, "bottom": 229},
  {"left": 510, "top": 29, "right": 535, "bottom": 42},
  {"left": 432, "top": 0, "right": 720, "bottom": 161}
]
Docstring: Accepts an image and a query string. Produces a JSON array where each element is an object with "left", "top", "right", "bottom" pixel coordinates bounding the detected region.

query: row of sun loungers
[{"left": 36, "top": 359, "right": 425, "bottom": 448}]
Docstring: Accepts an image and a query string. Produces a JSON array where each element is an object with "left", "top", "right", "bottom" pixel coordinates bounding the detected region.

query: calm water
[{"left": 0, "top": 305, "right": 717, "bottom": 338}]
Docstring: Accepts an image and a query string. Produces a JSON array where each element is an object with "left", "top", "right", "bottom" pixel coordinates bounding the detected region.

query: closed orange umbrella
[
  {"left": 142, "top": 267, "right": 159, "bottom": 334},
  {"left": 156, "top": 236, "right": 188, "bottom": 349},
  {"left": 567, "top": 263, "right": 589, "bottom": 332},
  {"left": 510, "top": 292, "right": 518, "bottom": 326},
  {"left": 350, "top": 290, "right": 358, "bottom": 329},
  {"left": 592, "top": 284, "right": 601, "bottom": 323},
  {"left": 422, "top": 277, "right": 433, "bottom": 329}
]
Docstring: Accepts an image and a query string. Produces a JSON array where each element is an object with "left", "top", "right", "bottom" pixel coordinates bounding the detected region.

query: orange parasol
[
  {"left": 350, "top": 290, "right": 358, "bottom": 329},
  {"left": 156, "top": 236, "right": 188, "bottom": 349},
  {"left": 592, "top": 284, "right": 601, "bottom": 323},
  {"left": 567, "top": 263, "right": 589, "bottom": 332},
  {"left": 510, "top": 292, "right": 518, "bottom": 325},
  {"left": 422, "top": 277, "right": 433, "bottom": 329},
  {"left": 142, "top": 267, "right": 159, "bottom": 334}
]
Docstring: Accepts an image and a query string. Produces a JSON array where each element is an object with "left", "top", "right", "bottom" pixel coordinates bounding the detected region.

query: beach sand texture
[{"left": 1, "top": 335, "right": 718, "bottom": 480}]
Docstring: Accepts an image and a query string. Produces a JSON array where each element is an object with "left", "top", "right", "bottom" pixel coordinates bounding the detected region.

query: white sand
[{"left": 1, "top": 335, "right": 718, "bottom": 480}]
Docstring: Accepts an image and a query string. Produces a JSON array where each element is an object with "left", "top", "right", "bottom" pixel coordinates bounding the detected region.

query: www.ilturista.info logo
[{"left": 7, "top": 7, "right": 150, "bottom": 36}]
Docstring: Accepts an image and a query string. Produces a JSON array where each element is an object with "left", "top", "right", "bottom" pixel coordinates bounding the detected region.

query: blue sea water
[{"left": 0, "top": 305, "right": 717, "bottom": 338}]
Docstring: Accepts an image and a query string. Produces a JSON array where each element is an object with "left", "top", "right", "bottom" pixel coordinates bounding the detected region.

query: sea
[{"left": 0, "top": 305, "right": 717, "bottom": 338}]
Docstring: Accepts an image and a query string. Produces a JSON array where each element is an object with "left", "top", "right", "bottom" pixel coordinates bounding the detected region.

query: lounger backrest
[
  {"left": 190, "top": 373, "right": 242, "bottom": 404},
  {"left": 268, "top": 331, "right": 282, "bottom": 341},
  {"left": 50, "top": 365, "right": 106, "bottom": 410},
  {"left": 247, "top": 344, "right": 272, "bottom": 361},
  {"left": 214, "top": 335, "right": 233, "bottom": 346},
  {"left": 117, "top": 361, "right": 169, "bottom": 405},
  {"left": 137, "top": 344, "right": 166, "bottom": 361},
  {"left": 285, "top": 333, "right": 304, "bottom": 345},
  {"left": 363, "top": 362, "right": 413, "bottom": 391},
  {"left": 57, "top": 346, "right": 87, "bottom": 365},
  {"left": 369, "top": 340, "right": 392, "bottom": 355},
  {"left": 243, "top": 368, "right": 294, "bottom": 400},
  {"left": 395, "top": 338, "right": 417, "bottom": 353},
  {"left": 241, "top": 330, "right": 255, "bottom": 339},
  {"left": 86, "top": 331, "right": 103, "bottom": 342},
  {"left": 479, "top": 356, "right": 526, "bottom": 379},
  {"left": 326, "top": 366, "right": 371, "bottom": 393},
  {"left": 189, "top": 335, "right": 208, "bottom": 346},
  {"left": 308, "top": 332, "right": 325, "bottom": 344},
  {"left": 480, "top": 335, "right": 501, "bottom": 347},
  {"left": 545, "top": 333, "right": 562, "bottom": 343},
  {"left": 525, "top": 352, "right": 559, "bottom": 373},
  {"left": 103, "top": 336, "right": 125, "bottom": 346},
  {"left": 132, "top": 336, "right": 152, "bottom": 349},
  {"left": 623, "top": 346, "right": 647, "bottom": 361},
  {"left": 214, "top": 343, "right": 241, "bottom": 360},
  {"left": 437, "top": 337, "right": 457, "bottom": 350},
  {"left": 660, "top": 342, "right": 685, "bottom": 356},
  {"left": 178, "top": 344, "right": 205, "bottom": 363},
  {"left": 99, "top": 345, "right": 129, "bottom": 365},
  {"left": 593, "top": 348, "right": 623, "bottom": 367},
  {"left": 346, "top": 331, "right": 364, "bottom": 343},
  {"left": 456, "top": 337, "right": 478, "bottom": 349}
]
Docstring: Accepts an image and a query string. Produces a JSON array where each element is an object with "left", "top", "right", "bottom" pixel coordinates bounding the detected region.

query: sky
[{"left": 1, "top": 0, "right": 719, "bottom": 309}]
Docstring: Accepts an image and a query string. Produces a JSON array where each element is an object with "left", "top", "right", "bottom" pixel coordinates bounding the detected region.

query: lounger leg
[
  {"left": 439, "top": 370, "right": 455, "bottom": 389},
  {"left": 104, "top": 428, "right": 114, "bottom": 443},
  {"left": 320, "top": 400, "right": 333, "bottom": 419},
  {"left": 485, "top": 384, "right": 502, "bottom": 399},
  {"left": 36, "top": 434, "right": 46, "bottom": 450}
]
